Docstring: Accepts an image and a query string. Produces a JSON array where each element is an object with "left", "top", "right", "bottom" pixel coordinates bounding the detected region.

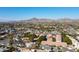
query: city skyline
[{"left": 0, "top": 7, "right": 79, "bottom": 22}]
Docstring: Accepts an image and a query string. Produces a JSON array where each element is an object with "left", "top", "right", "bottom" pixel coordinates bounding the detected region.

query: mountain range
[{"left": 0, "top": 17, "right": 79, "bottom": 23}]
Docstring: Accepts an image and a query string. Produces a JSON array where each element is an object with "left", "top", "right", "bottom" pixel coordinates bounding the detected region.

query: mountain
[
  {"left": 1, "top": 17, "right": 79, "bottom": 23},
  {"left": 56, "top": 18, "right": 79, "bottom": 22},
  {"left": 20, "top": 18, "right": 53, "bottom": 23}
]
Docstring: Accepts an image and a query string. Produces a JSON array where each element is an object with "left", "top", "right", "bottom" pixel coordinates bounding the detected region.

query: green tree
[
  {"left": 7, "top": 34, "right": 16, "bottom": 52},
  {"left": 52, "top": 38, "right": 56, "bottom": 42},
  {"left": 37, "top": 36, "right": 46, "bottom": 44},
  {"left": 62, "top": 32, "right": 72, "bottom": 45},
  {"left": 77, "top": 49, "right": 79, "bottom": 52},
  {"left": 24, "top": 32, "right": 38, "bottom": 41},
  {"left": 28, "top": 34, "right": 37, "bottom": 41}
]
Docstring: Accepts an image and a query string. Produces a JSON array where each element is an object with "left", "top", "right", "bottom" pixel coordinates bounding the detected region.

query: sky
[{"left": 0, "top": 7, "right": 79, "bottom": 22}]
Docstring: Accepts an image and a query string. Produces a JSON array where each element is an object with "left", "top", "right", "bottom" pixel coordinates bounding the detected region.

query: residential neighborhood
[{"left": 0, "top": 18, "right": 79, "bottom": 52}]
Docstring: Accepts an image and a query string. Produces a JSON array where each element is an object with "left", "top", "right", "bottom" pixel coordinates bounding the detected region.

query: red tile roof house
[{"left": 41, "top": 34, "right": 67, "bottom": 47}]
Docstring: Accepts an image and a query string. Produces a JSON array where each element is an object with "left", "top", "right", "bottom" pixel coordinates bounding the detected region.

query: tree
[
  {"left": 29, "top": 34, "right": 38, "bottom": 41},
  {"left": 77, "top": 49, "right": 79, "bottom": 52},
  {"left": 7, "top": 34, "right": 16, "bottom": 52},
  {"left": 37, "top": 36, "right": 46, "bottom": 44},
  {"left": 7, "top": 46, "right": 16, "bottom": 52},
  {"left": 52, "top": 38, "right": 56, "bottom": 42},
  {"left": 23, "top": 32, "right": 30, "bottom": 37},
  {"left": 8, "top": 34, "right": 14, "bottom": 46},
  {"left": 62, "top": 32, "right": 72, "bottom": 45},
  {"left": 23, "top": 32, "right": 38, "bottom": 41}
]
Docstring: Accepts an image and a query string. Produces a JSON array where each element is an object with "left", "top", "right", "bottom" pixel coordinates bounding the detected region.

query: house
[
  {"left": 25, "top": 42, "right": 33, "bottom": 48},
  {"left": 0, "top": 38, "right": 9, "bottom": 47},
  {"left": 0, "top": 47, "right": 8, "bottom": 52},
  {"left": 40, "top": 45, "right": 51, "bottom": 51},
  {"left": 17, "top": 48, "right": 31, "bottom": 52},
  {"left": 13, "top": 37, "right": 25, "bottom": 47}
]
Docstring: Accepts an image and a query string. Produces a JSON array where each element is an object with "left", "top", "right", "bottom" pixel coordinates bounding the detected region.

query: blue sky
[{"left": 0, "top": 7, "right": 79, "bottom": 22}]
